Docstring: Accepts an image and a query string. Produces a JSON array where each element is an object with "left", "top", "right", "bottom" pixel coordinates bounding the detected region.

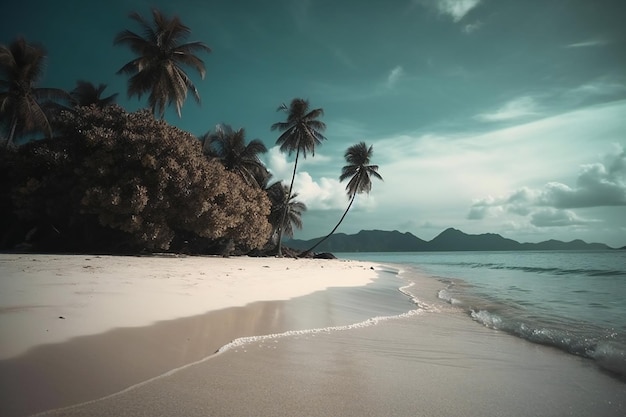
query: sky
[{"left": 2, "top": 0, "right": 626, "bottom": 247}]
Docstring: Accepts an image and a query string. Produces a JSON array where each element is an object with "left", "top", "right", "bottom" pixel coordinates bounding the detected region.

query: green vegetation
[{"left": 0, "top": 8, "right": 380, "bottom": 256}]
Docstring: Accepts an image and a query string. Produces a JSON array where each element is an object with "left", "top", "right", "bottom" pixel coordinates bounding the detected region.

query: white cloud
[
  {"left": 530, "top": 209, "right": 591, "bottom": 227},
  {"left": 364, "top": 101, "right": 625, "bottom": 243},
  {"left": 475, "top": 96, "right": 539, "bottom": 122},
  {"left": 565, "top": 38, "right": 608, "bottom": 48},
  {"left": 386, "top": 66, "right": 405, "bottom": 88},
  {"left": 538, "top": 150, "right": 626, "bottom": 208},
  {"left": 462, "top": 20, "right": 482, "bottom": 33},
  {"left": 434, "top": 0, "right": 481, "bottom": 22},
  {"left": 467, "top": 145, "right": 626, "bottom": 227},
  {"left": 564, "top": 78, "right": 626, "bottom": 103},
  {"left": 293, "top": 172, "right": 347, "bottom": 210},
  {"left": 264, "top": 146, "right": 346, "bottom": 211}
]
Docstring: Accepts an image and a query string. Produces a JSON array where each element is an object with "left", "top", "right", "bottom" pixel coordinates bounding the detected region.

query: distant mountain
[
  {"left": 286, "top": 228, "right": 614, "bottom": 253},
  {"left": 291, "top": 230, "right": 429, "bottom": 253}
]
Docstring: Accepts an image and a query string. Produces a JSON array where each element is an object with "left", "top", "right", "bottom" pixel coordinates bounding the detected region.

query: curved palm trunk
[
  {"left": 276, "top": 149, "right": 300, "bottom": 257},
  {"left": 299, "top": 193, "right": 356, "bottom": 258},
  {"left": 3, "top": 117, "right": 18, "bottom": 149}
]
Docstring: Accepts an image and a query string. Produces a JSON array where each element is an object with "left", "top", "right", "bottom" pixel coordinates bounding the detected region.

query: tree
[
  {"left": 114, "top": 8, "right": 211, "bottom": 119},
  {"left": 0, "top": 38, "right": 69, "bottom": 147},
  {"left": 265, "top": 181, "right": 306, "bottom": 247},
  {"left": 70, "top": 81, "right": 118, "bottom": 108},
  {"left": 300, "top": 142, "right": 382, "bottom": 256},
  {"left": 270, "top": 98, "right": 326, "bottom": 255},
  {"left": 6, "top": 105, "right": 272, "bottom": 253},
  {"left": 200, "top": 124, "right": 268, "bottom": 187}
]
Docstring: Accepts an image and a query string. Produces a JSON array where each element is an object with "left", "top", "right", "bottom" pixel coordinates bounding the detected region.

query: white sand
[{"left": 0, "top": 254, "right": 379, "bottom": 359}]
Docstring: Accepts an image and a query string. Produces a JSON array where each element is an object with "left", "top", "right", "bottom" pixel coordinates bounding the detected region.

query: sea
[{"left": 337, "top": 250, "right": 626, "bottom": 379}]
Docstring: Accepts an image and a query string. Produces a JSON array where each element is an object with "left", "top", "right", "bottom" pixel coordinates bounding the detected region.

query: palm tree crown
[
  {"left": 70, "top": 81, "right": 118, "bottom": 108},
  {"left": 271, "top": 98, "right": 326, "bottom": 158},
  {"left": 0, "top": 38, "right": 69, "bottom": 147},
  {"left": 300, "top": 142, "right": 382, "bottom": 257},
  {"left": 200, "top": 124, "right": 268, "bottom": 187},
  {"left": 340, "top": 142, "right": 383, "bottom": 198},
  {"left": 114, "top": 9, "right": 211, "bottom": 118},
  {"left": 270, "top": 98, "right": 326, "bottom": 256},
  {"left": 266, "top": 182, "right": 306, "bottom": 241}
]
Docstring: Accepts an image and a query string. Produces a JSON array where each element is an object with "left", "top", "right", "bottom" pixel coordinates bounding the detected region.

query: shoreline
[
  {"left": 0, "top": 253, "right": 379, "bottom": 360},
  {"left": 0, "top": 254, "right": 393, "bottom": 416}
]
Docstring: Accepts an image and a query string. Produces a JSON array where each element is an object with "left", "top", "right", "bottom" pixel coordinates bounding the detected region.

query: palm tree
[
  {"left": 271, "top": 98, "right": 326, "bottom": 256},
  {"left": 0, "top": 38, "right": 69, "bottom": 148},
  {"left": 199, "top": 124, "right": 268, "bottom": 187},
  {"left": 266, "top": 181, "right": 307, "bottom": 247},
  {"left": 70, "top": 81, "right": 118, "bottom": 108},
  {"left": 300, "top": 142, "right": 382, "bottom": 257},
  {"left": 114, "top": 8, "right": 211, "bottom": 119}
]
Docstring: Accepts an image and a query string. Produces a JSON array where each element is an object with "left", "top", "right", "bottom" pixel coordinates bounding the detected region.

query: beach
[{"left": 1, "top": 254, "right": 624, "bottom": 417}]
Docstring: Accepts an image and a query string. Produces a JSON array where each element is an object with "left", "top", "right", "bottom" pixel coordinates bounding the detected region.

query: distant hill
[{"left": 286, "top": 228, "right": 614, "bottom": 253}]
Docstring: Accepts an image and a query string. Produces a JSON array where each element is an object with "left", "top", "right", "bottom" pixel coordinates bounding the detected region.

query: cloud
[
  {"left": 475, "top": 96, "right": 539, "bottom": 122},
  {"left": 565, "top": 39, "right": 609, "bottom": 48},
  {"left": 467, "top": 205, "right": 489, "bottom": 220},
  {"left": 467, "top": 146, "right": 626, "bottom": 226},
  {"left": 293, "top": 172, "right": 347, "bottom": 210},
  {"left": 563, "top": 78, "right": 626, "bottom": 103},
  {"left": 264, "top": 146, "right": 346, "bottom": 211},
  {"left": 386, "top": 66, "right": 404, "bottom": 88},
  {"left": 530, "top": 209, "right": 590, "bottom": 227},
  {"left": 537, "top": 151, "right": 626, "bottom": 208},
  {"left": 433, "top": 0, "right": 481, "bottom": 22},
  {"left": 462, "top": 20, "right": 482, "bottom": 34}
]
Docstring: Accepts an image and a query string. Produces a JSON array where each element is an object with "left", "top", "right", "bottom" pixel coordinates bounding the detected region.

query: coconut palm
[
  {"left": 199, "top": 124, "right": 268, "bottom": 187},
  {"left": 70, "top": 81, "right": 118, "bottom": 108},
  {"left": 0, "top": 38, "right": 70, "bottom": 147},
  {"left": 265, "top": 181, "right": 306, "bottom": 246},
  {"left": 114, "top": 8, "right": 211, "bottom": 119},
  {"left": 300, "top": 142, "right": 382, "bottom": 257},
  {"left": 270, "top": 98, "right": 326, "bottom": 256}
]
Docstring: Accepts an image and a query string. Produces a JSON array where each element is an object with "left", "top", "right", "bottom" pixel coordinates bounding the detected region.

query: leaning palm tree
[
  {"left": 114, "top": 8, "right": 211, "bottom": 119},
  {"left": 70, "top": 80, "right": 118, "bottom": 108},
  {"left": 0, "top": 38, "right": 69, "bottom": 147},
  {"left": 199, "top": 124, "right": 268, "bottom": 187},
  {"left": 265, "top": 181, "right": 307, "bottom": 247},
  {"left": 300, "top": 142, "right": 382, "bottom": 257},
  {"left": 271, "top": 98, "right": 326, "bottom": 256}
]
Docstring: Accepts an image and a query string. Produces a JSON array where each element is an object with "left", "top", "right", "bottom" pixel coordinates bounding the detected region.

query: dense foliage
[
  {"left": 1, "top": 105, "right": 272, "bottom": 253},
  {"left": 0, "top": 11, "right": 381, "bottom": 256}
]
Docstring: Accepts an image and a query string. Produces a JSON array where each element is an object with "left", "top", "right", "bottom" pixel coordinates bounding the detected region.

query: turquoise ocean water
[{"left": 337, "top": 250, "right": 626, "bottom": 378}]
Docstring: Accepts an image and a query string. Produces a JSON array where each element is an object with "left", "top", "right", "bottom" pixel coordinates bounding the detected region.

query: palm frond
[{"left": 114, "top": 8, "right": 210, "bottom": 118}]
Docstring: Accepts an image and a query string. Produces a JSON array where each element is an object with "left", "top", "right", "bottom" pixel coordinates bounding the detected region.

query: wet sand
[{"left": 32, "top": 302, "right": 626, "bottom": 417}]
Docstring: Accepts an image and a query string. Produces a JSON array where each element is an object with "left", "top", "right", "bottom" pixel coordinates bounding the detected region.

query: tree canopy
[
  {"left": 0, "top": 38, "right": 69, "bottom": 147},
  {"left": 114, "top": 9, "right": 211, "bottom": 118},
  {"left": 0, "top": 11, "right": 383, "bottom": 257},
  {"left": 3, "top": 105, "right": 272, "bottom": 253}
]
